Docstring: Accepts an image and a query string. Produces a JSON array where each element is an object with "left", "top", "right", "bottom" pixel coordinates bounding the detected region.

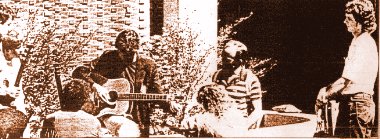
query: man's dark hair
[
  {"left": 1, "top": 36, "right": 21, "bottom": 50},
  {"left": 345, "top": 0, "right": 377, "bottom": 33},
  {"left": 61, "top": 79, "right": 90, "bottom": 111},
  {"left": 0, "top": 13, "right": 9, "bottom": 24},
  {"left": 115, "top": 29, "right": 140, "bottom": 51},
  {"left": 0, "top": 108, "right": 27, "bottom": 139}
]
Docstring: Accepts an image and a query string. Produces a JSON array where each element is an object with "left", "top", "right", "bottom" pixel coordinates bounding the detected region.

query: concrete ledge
[{"left": 249, "top": 110, "right": 317, "bottom": 137}]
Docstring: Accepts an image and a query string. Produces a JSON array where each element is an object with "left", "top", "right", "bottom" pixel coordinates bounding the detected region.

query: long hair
[{"left": 0, "top": 108, "right": 27, "bottom": 139}]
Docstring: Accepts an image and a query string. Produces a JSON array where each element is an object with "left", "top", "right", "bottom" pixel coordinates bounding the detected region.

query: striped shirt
[{"left": 212, "top": 67, "right": 262, "bottom": 117}]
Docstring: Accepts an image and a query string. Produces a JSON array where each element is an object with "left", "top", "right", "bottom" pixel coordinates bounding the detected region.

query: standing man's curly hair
[{"left": 345, "top": 0, "right": 377, "bottom": 33}]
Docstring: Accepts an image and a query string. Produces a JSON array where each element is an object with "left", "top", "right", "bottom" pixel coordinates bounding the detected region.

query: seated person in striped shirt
[
  {"left": 181, "top": 40, "right": 263, "bottom": 137},
  {"left": 213, "top": 40, "right": 263, "bottom": 130}
]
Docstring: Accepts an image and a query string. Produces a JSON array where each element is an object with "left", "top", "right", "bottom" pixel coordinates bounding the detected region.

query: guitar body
[
  {"left": 96, "top": 78, "right": 133, "bottom": 117},
  {"left": 72, "top": 66, "right": 173, "bottom": 117}
]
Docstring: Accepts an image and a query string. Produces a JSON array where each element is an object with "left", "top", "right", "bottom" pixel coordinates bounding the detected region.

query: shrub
[{"left": 0, "top": 3, "right": 95, "bottom": 137}]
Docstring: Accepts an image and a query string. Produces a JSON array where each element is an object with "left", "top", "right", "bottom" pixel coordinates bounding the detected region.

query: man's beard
[
  {"left": 222, "top": 63, "right": 234, "bottom": 70},
  {"left": 119, "top": 50, "right": 135, "bottom": 62}
]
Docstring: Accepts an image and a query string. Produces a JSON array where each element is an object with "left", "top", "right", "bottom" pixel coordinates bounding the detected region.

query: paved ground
[
  {"left": 249, "top": 110, "right": 317, "bottom": 137},
  {"left": 152, "top": 110, "right": 317, "bottom": 138}
]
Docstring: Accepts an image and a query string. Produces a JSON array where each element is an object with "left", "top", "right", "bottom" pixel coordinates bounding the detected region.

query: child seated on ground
[
  {"left": 181, "top": 40, "right": 263, "bottom": 137},
  {"left": 41, "top": 79, "right": 102, "bottom": 138}
]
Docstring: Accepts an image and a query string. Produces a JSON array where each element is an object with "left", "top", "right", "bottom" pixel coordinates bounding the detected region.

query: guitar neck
[
  {"left": 14, "top": 61, "right": 24, "bottom": 87},
  {"left": 118, "top": 94, "right": 169, "bottom": 101}
]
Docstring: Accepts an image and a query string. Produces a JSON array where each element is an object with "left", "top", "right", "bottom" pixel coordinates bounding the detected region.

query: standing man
[
  {"left": 72, "top": 29, "right": 165, "bottom": 137},
  {"left": 317, "top": 0, "right": 378, "bottom": 137}
]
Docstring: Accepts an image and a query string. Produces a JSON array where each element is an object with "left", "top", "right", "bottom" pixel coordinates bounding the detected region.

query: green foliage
[
  {"left": 217, "top": 12, "right": 253, "bottom": 57},
  {"left": 247, "top": 57, "right": 277, "bottom": 78}
]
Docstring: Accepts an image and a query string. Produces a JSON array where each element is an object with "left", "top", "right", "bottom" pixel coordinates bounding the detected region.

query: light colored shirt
[
  {"left": 0, "top": 43, "right": 25, "bottom": 114},
  {"left": 342, "top": 32, "right": 378, "bottom": 95},
  {"left": 0, "top": 57, "right": 21, "bottom": 89},
  {"left": 47, "top": 110, "right": 102, "bottom": 138}
]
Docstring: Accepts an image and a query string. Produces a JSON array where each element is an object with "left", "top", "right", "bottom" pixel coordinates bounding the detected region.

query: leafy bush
[
  {"left": 20, "top": 14, "right": 94, "bottom": 118},
  {"left": 217, "top": 12, "right": 277, "bottom": 78},
  {"left": 146, "top": 22, "right": 215, "bottom": 135},
  {"left": 147, "top": 23, "right": 213, "bottom": 99},
  {"left": 177, "top": 8, "right": 278, "bottom": 137},
  {"left": 0, "top": 3, "right": 95, "bottom": 137}
]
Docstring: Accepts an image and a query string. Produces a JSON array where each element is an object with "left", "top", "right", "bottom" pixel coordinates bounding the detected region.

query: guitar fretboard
[{"left": 118, "top": 94, "right": 168, "bottom": 101}]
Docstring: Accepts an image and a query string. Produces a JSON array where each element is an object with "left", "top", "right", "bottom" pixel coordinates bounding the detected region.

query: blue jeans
[{"left": 335, "top": 93, "right": 375, "bottom": 138}]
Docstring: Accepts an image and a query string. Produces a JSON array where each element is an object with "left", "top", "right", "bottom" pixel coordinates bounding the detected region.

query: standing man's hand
[
  {"left": 325, "top": 77, "right": 347, "bottom": 97},
  {"left": 316, "top": 87, "right": 328, "bottom": 104}
]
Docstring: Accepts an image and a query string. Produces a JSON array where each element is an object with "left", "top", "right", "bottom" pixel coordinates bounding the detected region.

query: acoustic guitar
[{"left": 73, "top": 66, "right": 180, "bottom": 117}]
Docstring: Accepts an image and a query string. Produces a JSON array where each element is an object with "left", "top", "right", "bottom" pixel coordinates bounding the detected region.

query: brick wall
[
  {"left": 3, "top": 0, "right": 150, "bottom": 70},
  {"left": 163, "top": 0, "right": 178, "bottom": 29}
]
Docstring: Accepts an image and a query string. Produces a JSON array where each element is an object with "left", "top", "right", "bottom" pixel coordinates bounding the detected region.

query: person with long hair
[
  {"left": 0, "top": 4, "right": 27, "bottom": 139},
  {"left": 0, "top": 3, "right": 26, "bottom": 115}
]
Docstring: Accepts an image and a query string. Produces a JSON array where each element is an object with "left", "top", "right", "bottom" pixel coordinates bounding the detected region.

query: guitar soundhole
[{"left": 109, "top": 91, "right": 118, "bottom": 102}]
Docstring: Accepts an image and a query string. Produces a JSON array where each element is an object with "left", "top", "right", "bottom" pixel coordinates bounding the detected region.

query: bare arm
[
  {"left": 326, "top": 77, "right": 351, "bottom": 97},
  {"left": 247, "top": 98, "right": 263, "bottom": 129}
]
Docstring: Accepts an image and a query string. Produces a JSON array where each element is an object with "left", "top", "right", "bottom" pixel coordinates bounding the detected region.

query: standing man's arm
[{"left": 326, "top": 77, "right": 351, "bottom": 97}]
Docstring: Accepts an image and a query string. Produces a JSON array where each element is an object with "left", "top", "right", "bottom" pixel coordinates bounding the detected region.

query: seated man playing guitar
[{"left": 72, "top": 29, "right": 169, "bottom": 137}]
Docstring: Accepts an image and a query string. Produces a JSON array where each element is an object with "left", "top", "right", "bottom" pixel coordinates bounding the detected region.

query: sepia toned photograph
[{"left": 0, "top": 0, "right": 378, "bottom": 138}]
